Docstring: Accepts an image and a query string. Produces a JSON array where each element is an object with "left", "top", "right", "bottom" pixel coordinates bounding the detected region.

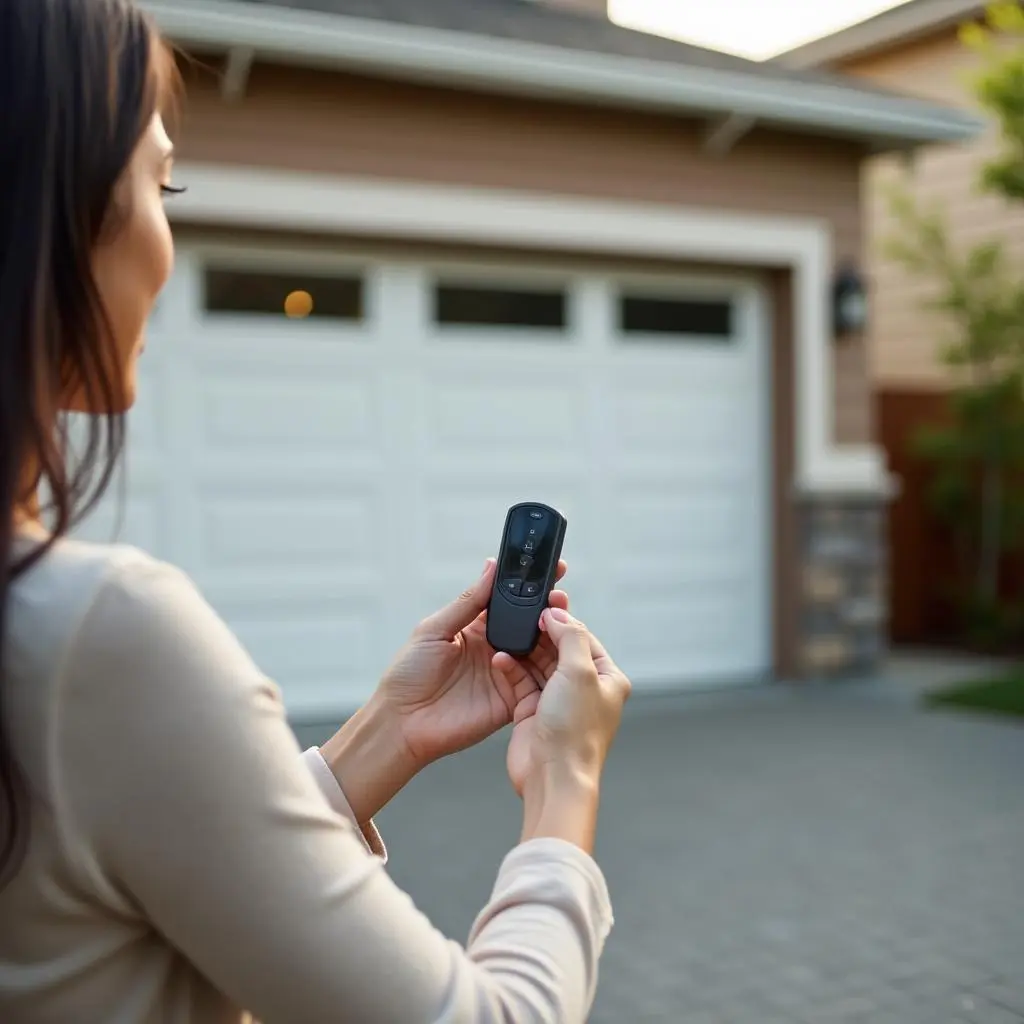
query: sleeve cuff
[
  {"left": 497, "top": 838, "right": 614, "bottom": 943},
  {"left": 300, "top": 746, "right": 388, "bottom": 863}
]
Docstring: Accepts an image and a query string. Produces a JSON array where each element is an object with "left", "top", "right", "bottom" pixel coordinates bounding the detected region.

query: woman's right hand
[{"left": 495, "top": 608, "right": 630, "bottom": 851}]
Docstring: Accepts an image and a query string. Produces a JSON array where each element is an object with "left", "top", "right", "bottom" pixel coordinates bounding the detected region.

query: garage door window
[
  {"left": 619, "top": 294, "right": 732, "bottom": 340},
  {"left": 204, "top": 267, "right": 364, "bottom": 322},
  {"left": 434, "top": 282, "right": 567, "bottom": 331}
]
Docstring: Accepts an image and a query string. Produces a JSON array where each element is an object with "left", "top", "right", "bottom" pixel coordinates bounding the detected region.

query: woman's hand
[
  {"left": 321, "top": 561, "right": 569, "bottom": 823},
  {"left": 499, "top": 608, "right": 631, "bottom": 804},
  {"left": 322, "top": 560, "right": 569, "bottom": 824},
  {"left": 376, "top": 557, "right": 570, "bottom": 770}
]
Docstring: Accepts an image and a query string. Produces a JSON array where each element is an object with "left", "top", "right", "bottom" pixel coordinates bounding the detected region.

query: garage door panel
[
  {"left": 193, "top": 323, "right": 370, "bottom": 352},
  {"left": 605, "top": 461, "right": 748, "bottom": 487},
  {"left": 197, "top": 569, "right": 380, "bottom": 605},
  {"left": 607, "top": 388, "right": 751, "bottom": 452},
  {"left": 193, "top": 332, "right": 377, "bottom": 377},
  {"left": 605, "top": 490, "right": 753, "bottom": 556},
  {"left": 608, "top": 345, "right": 748, "bottom": 375},
  {"left": 196, "top": 577, "right": 387, "bottom": 692},
  {"left": 424, "top": 389, "right": 585, "bottom": 447},
  {"left": 226, "top": 612, "right": 373, "bottom": 685},
  {"left": 418, "top": 452, "right": 585, "bottom": 480},
  {"left": 419, "top": 350, "right": 584, "bottom": 371},
  {"left": 193, "top": 454, "right": 386, "bottom": 483},
  {"left": 199, "top": 378, "right": 382, "bottom": 450},
  {"left": 197, "top": 496, "right": 376, "bottom": 569},
  {"left": 606, "top": 553, "right": 759, "bottom": 588},
  {"left": 419, "top": 383, "right": 587, "bottom": 448},
  {"left": 606, "top": 587, "right": 764, "bottom": 682}
]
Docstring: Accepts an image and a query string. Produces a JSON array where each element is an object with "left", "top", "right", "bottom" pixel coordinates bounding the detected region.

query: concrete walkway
[{"left": 297, "top": 669, "right": 1024, "bottom": 1023}]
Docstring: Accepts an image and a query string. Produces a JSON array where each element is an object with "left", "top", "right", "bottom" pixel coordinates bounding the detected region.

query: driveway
[{"left": 296, "top": 677, "right": 1024, "bottom": 1023}]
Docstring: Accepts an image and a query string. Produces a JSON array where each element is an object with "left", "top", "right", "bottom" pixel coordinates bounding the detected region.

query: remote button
[
  {"left": 519, "top": 554, "right": 534, "bottom": 569},
  {"left": 502, "top": 578, "right": 523, "bottom": 596},
  {"left": 523, "top": 538, "right": 536, "bottom": 554},
  {"left": 529, "top": 510, "right": 544, "bottom": 520},
  {"left": 527, "top": 526, "right": 540, "bottom": 538},
  {"left": 522, "top": 582, "right": 541, "bottom": 597}
]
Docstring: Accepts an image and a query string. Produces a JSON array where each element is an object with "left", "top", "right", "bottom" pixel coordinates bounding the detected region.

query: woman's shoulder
[
  {"left": 30, "top": 538, "right": 241, "bottom": 669},
  {"left": 7, "top": 537, "right": 241, "bottom": 708},
  {"left": 10, "top": 538, "right": 185, "bottom": 646},
  {"left": 11, "top": 536, "right": 271, "bottom": 757},
  {"left": 9, "top": 538, "right": 150, "bottom": 654},
  {"left": 5, "top": 539, "right": 210, "bottom": 794}
]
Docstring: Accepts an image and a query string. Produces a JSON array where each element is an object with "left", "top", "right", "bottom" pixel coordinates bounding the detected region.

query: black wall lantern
[{"left": 832, "top": 264, "right": 868, "bottom": 337}]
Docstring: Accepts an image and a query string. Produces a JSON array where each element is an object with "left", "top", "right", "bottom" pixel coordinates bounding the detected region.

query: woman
[{"left": 0, "top": 1, "right": 631, "bottom": 1021}]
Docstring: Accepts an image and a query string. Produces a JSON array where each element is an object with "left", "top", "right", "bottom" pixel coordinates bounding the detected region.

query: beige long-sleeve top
[{"left": 0, "top": 537, "right": 613, "bottom": 1023}]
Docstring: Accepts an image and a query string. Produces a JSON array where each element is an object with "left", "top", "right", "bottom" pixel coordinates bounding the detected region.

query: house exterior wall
[
  {"left": 174, "top": 59, "right": 873, "bottom": 446},
  {"left": 838, "top": 26, "right": 1024, "bottom": 389},
  {"left": 829, "top": 25, "right": 1024, "bottom": 646}
]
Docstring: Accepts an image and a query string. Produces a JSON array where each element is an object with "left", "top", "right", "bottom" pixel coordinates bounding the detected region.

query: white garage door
[{"left": 78, "top": 244, "right": 771, "bottom": 716}]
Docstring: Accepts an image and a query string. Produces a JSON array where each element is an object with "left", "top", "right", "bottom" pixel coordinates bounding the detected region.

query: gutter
[{"left": 142, "top": 0, "right": 983, "bottom": 147}]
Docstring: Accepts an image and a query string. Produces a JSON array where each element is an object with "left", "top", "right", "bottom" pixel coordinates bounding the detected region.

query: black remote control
[{"left": 486, "top": 502, "right": 568, "bottom": 657}]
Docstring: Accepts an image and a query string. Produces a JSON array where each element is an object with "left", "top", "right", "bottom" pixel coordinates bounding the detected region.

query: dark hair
[{"left": 0, "top": 0, "right": 176, "bottom": 886}]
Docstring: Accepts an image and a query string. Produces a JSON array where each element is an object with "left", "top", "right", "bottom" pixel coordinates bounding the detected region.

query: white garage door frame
[
  {"left": 130, "top": 240, "right": 772, "bottom": 715},
  {"left": 168, "top": 162, "right": 891, "bottom": 499}
]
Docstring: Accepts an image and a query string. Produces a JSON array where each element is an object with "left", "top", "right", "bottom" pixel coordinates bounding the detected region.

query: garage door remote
[{"left": 486, "top": 502, "right": 568, "bottom": 657}]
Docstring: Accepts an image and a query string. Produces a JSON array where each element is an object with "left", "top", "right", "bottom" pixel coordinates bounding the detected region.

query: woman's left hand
[{"left": 377, "top": 558, "right": 569, "bottom": 769}]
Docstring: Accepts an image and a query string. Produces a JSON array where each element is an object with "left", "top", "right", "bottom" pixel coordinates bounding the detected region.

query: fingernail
[
  {"left": 482, "top": 558, "right": 494, "bottom": 576},
  {"left": 549, "top": 607, "right": 570, "bottom": 623}
]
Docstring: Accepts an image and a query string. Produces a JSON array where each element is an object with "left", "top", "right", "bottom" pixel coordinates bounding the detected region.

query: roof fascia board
[{"left": 143, "top": 0, "right": 983, "bottom": 145}]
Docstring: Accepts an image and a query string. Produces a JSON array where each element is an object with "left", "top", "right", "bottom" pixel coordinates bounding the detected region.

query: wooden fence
[{"left": 878, "top": 388, "right": 1024, "bottom": 646}]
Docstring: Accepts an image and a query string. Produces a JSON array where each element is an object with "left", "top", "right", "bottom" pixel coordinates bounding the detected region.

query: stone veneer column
[{"left": 797, "top": 494, "right": 890, "bottom": 677}]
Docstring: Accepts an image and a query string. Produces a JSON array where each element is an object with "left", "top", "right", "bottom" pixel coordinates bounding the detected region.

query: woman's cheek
[
  {"left": 140, "top": 195, "right": 174, "bottom": 305},
  {"left": 151, "top": 201, "right": 175, "bottom": 292}
]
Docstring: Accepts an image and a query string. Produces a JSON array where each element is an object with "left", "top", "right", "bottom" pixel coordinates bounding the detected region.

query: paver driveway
[{"left": 296, "top": 680, "right": 1024, "bottom": 1023}]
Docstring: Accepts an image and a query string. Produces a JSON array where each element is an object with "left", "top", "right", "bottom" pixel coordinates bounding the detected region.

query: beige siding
[
  {"left": 175, "top": 61, "right": 870, "bottom": 441},
  {"left": 840, "top": 29, "right": 1024, "bottom": 388}
]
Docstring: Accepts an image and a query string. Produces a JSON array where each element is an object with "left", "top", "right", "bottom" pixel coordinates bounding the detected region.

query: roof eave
[{"left": 142, "top": 0, "right": 985, "bottom": 148}]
